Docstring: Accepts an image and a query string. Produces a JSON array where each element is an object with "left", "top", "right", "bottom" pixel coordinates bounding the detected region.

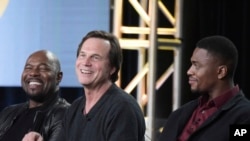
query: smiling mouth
[
  {"left": 188, "top": 78, "right": 197, "bottom": 84},
  {"left": 80, "top": 69, "right": 91, "bottom": 74},
  {"left": 29, "top": 81, "right": 42, "bottom": 85},
  {"left": 27, "top": 81, "right": 42, "bottom": 90},
  {"left": 27, "top": 78, "right": 43, "bottom": 87}
]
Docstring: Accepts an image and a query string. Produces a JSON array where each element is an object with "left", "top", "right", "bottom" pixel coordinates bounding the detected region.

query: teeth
[
  {"left": 80, "top": 69, "right": 91, "bottom": 74},
  {"left": 29, "top": 82, "right": 42, "bottom": 85}
]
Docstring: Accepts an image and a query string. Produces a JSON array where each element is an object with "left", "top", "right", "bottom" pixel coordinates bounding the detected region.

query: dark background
[
  {"left": 119, "top": 0, "right": 250, "bottom": 120},
  {"left": 1, "top": 0, "right": 250, "bottom": 122}
]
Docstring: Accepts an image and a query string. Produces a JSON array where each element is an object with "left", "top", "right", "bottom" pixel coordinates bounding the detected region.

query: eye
[
  {"left": 91, "top": 55, "right": 102, "bottom": 61},
  {"left": 193, "top": 63, "right": 200, "bottom": 69},
  {"left": 39, "top": 65, "right": 51, "bottom": 72},
  {"left": 79, "top": 53, "right": 86, "bottom": 58},
  {"left": 24, "top": 65, "right": 32, "bottom": 70}
]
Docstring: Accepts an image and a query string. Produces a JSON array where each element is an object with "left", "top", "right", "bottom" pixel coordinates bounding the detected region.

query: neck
[
  {"left": 83, "top": 82, "right": 112, "bottom": 114},
  {"left": 208, "top": 81, "right": 235, "bottom": 100},
  {"left": 28, "top": 100, "right": 43, "bottom": 108}
]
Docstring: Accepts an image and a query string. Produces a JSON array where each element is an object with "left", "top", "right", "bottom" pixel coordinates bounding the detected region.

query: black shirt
[{"left": 1, "top": 106, "right": 42, "bottom": 141}]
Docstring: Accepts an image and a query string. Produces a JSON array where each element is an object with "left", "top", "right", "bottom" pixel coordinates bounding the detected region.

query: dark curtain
[{"left": 120, "top": 0, "right": 250, "bottom": 120}]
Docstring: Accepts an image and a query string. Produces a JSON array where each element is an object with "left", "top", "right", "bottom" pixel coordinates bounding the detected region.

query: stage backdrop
[{"left": 0, "top": 0, "right": 110, "bottom": 87}]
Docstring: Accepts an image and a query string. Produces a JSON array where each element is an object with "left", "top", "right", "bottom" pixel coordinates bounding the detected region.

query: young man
[
  {"left": 23, "top": 30, "right": 146, "bottom": 141},
  {"left": 0, "top": 50, "right": 70, "bottom": 141},
  {"left": 158, "top": 35, "right": 250, "bottom": 141}
]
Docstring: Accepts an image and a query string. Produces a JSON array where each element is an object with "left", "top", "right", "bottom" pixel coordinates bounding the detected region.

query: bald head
[
  {"left": 28, "top": 50, "right": 61, "bottom": 73},
  {"left": 22, "top": 50, "right": 63, "bottom": 104}
]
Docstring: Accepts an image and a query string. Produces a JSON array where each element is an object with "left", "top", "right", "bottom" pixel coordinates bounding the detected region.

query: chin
[
  {"left": 27, "top": 94, "right": 45, "bottom": 103},
  {"left": 191, "top": 88, "right": 199, "bottom": 93}
]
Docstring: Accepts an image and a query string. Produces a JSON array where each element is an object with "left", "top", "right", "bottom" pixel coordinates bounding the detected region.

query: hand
[{"left": 22, "top": 132, "right": 44, "bottom": 141}]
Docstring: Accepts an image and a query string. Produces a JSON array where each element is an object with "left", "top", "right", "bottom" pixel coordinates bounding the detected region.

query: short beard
[
  {"left": 27, "top": 94, "right": 47, "bottom": 103},
  {"left": 191, "top": 89, "right": 208, "bottom": 98},
  {"left": 190, "top": 89, "right": 201, "bottom": 97}
]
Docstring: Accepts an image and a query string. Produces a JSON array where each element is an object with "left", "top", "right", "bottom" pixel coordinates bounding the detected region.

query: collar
[{"left": 199, "top": 85, "right": 239, "bottom": 108}]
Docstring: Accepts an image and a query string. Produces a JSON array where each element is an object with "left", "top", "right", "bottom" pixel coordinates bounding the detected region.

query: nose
[
  {"left": 28, "top": 68, "right": 40, "bottom": 77},
  {"left": 187, "top": 66, "right": 193, "bottom": 76},
  {"left": 83, "top": 57, "right": 92, "bottom": 66},
  {"left": 77, "top": 56, "right": 92, "bottom": 67}
]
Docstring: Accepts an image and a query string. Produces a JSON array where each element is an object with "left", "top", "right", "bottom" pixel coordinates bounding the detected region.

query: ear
[
  {"left": 217, "top": 65, "right": 227, "bottom": 79},
  {"left": 56, "top": 72, "right": 63, "bottom": 85},
  {"left": 110, "top": 67, "right": 116, "bottom": 76}
]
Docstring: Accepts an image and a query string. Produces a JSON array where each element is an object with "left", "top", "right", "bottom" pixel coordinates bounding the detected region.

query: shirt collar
[{"left": 198, "top": 85, "right": 239, "bottom": 108}]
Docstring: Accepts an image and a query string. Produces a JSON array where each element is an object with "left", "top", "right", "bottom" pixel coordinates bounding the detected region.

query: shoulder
[
  {"left": 0, "top": 103, "right": 26, "bottom": 119},
  {"left": 107, "top": 88, "right": 139, "bottom": 110},
  {"left": 45, "top": 98, "right": 70, "bottom": 120},
  {"left": 49, "top": 97, "right": 70, "bottom": 112},
  {"left": 230, "top": 93, "right": 250, "bottom": 111},
  {"left": 66, "top": 96, "right": 84, "bottom": 113},
  {"left": 108, "top": 85, "right": 137, "bottom": 102},
  {"left": 174, "top": 99, "right": 198, "bottom": 112},
  {"left": 228, "top": 92, "right": 250, "bottom": 110},
  {"left": 167, "top": 99, "right": 198, "bottom": 119},
  {"left": 56, "top": 97, "right": 71, "bottom": 108},
  {"left": 70, "top": 96, "right": 84, "bottom": 107},
  {"left": 1, "top": 103, "right": 26, "bottom": 113},
  {"left": 217, "top": 93, "right": 250, "bottom": 123},
  {"left": 59, "top": 96, "right": 84, "bottom": 121},
  {"left": 103, "top": 87, "right": 144, "bottom": 117}
]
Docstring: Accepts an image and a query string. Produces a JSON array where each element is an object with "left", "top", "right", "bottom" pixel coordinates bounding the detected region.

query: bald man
[{"left": 0, "top": 50, "right": 70, "bottom": 141}]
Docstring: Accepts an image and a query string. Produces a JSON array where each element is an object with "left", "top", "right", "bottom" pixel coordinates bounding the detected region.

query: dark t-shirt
[{"left": 1, "top": 107, "right": 42, "bottom": 141}]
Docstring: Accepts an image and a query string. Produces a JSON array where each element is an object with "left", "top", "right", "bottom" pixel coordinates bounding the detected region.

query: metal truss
[{"left": 112, "top": 0, "right": 183, "bottom": 140}]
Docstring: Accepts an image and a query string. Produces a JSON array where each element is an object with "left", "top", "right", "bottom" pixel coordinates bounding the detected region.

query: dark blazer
[{"left": 158, "top": 91, "right": 250, "bottom": 141}]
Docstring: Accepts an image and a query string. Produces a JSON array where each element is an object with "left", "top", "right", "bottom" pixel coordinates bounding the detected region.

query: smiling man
[
  {"left": 57, "top": 30, "right": 146, "bottom": 141},
  {"left": 158, "top": 35, "right": 250, "bottom": 141},
  {"left": 22, "top": 30, "right": 146, "bottom": 141},
  {"left": 0, "top": 50, "right": 70, "bottom": 141}
]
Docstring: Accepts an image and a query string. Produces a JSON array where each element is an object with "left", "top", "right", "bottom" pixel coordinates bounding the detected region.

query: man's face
[
  {"left": 21, "top": 52, "right": 60, "bottom": 102},
  {"left": 75, "top": 38, "right": 115, "bottom": 88},
  {"left": 187, "top": 48, "right": 220, "bottom": 93}
]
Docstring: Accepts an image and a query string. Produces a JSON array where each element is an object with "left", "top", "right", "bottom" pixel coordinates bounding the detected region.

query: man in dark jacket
[
  {"left": 0, "top": 50, "right": 70, "bottom": 141},
  {"left": 158, "top": 35, "right": 250, "bottom": 141}
]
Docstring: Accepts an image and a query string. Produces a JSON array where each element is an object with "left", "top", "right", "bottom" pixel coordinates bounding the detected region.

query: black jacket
[
  {"left": 0, "top": 92, "right": 70, "bottom": 141},
  {"left": 158, "top": 91, "right": 250, "bottom": 141}
]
